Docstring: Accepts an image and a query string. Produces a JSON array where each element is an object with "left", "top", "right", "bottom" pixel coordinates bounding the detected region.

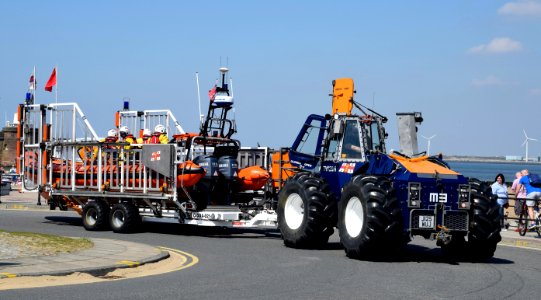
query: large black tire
[
  {"left": 110, "top": 202, "right": 141, "bottom": 233},
  {"left": 468, "top": 179, "right": 501, "bottom": 261},
  {"left": 277, "top": 172, "right": 337, "bottom": 248},
  {"left": 82, "top": 200, "right": 110, "bottom": 231},
  {"left": 338, "top": 175, "right": 404, "bottom": 259}
]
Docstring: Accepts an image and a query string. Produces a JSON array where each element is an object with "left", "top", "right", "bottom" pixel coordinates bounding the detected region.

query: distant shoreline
[{"left": 443, "top": 156, "right": 541, "bottom": 164}]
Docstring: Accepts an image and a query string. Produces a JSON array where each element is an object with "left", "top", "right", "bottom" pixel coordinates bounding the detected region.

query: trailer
[{"left": 17, "top": 70, "right": 277, "bottom": 232}]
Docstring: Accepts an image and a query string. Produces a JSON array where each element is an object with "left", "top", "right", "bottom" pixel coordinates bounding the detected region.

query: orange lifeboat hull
[
  {"left": 177, "top": 161, "right": 205, "bottom": 187},
  {"left": 238, "top": 165, "right": 270, "bottom": 191},
  {"left": 49, "top": 160, "right": 205, "bottom": 188}
]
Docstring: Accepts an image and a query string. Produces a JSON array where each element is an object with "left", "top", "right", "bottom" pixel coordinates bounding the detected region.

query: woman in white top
[{"left": 491, "top": 173, "right": 508, "bottom": 230}]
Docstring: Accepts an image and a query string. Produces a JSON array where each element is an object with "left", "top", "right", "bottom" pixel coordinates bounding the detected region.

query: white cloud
[
  {"left": 468, "top": 37, "right": 523, "bottom": 54},
  {"left": 472, "top": 75, "right": 503, "bottom": 87},
  {"left": 498, "top": 0, "right": 541, "bottom": 16},
  {"left": 530, "top": 88, "right": 541, "bottom": 95}
]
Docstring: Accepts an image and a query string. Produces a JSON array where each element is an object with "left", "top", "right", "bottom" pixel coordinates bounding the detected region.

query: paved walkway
[{"left": 0, "top": 190, "right": 540, "bottom": 279}]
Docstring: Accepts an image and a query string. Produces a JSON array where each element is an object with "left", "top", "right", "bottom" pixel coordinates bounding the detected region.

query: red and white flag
[
  {"left": 28, "top": 72, "right": 36, "bottom": 90},
  {"left": 208, "top": 84, "right": 217, "bottom": 101},
  {"left": 44, "top": 67, "right": 57, "bottom": 92}
]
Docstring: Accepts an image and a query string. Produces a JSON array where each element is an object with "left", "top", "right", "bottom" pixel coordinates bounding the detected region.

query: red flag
[
  {"left": 208, "top": 84, "right": 216, "bottom": 101},
  {"left": 45, "top": 68, "right": 57, "bottom": 92}
]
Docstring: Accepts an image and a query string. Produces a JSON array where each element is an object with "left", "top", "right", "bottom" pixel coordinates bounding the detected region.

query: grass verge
[{"left": 0, "top": 230, "right": 93, "bottom": 257}]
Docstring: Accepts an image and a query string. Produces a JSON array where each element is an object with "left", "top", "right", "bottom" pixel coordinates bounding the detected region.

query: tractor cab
[
  {"left": 323, "top": 114, "right": 387, "bottom": 162},
  {"left": 283, "top": 78, "right": 389, "bottom": 196}
]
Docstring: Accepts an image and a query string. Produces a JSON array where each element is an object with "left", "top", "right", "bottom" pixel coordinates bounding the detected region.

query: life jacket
[
  {"left": 119, "top": 134, "right": 135, "bottom": 150},
  {"left": 149, "top": 133, "right": 168, "bottom": 144},
  {"left": 103, "top": 136, "right": 118, "bottom": 149},
  {"left": 136, "top": 136, "right": 152, "bottom": 145}
]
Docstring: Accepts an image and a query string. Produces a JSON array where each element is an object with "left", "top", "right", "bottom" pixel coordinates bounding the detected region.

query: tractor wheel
[
  {"left": 277, "top": 172, "right": 337, "bottom": 248},
  {"left": 338, "top": 175, "right": 404, "bottom": 259},
  {"left": 110, "top": 202, "right": 141, "bottom": 233},
  {"left": 82, "top": 200, "right": 110, "bottom": 231},
  {"left": 467, "top": 179, "right": 501, "bottom": 261}
]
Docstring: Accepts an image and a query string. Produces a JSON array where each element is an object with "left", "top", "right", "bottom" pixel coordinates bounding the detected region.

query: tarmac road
[{"left": 1, "top": 209, "right": 541, "bottom": 300}]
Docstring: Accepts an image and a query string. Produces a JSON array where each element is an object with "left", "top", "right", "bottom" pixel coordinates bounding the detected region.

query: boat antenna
[
  {"left": 229, "top": 77, "right": 234, "bottom": 97},
  {"left": 195, "top": 72, "right": 203, "bottom": 125}
]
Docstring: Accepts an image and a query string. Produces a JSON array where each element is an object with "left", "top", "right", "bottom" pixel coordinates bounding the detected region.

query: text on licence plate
[{"left": 419, "top": 215, "right": 434, "bottom": 228}]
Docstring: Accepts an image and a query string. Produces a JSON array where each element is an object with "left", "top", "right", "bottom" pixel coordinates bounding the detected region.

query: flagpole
[{"left": 196, "top": 72, "right": 203, "bottom": 125}]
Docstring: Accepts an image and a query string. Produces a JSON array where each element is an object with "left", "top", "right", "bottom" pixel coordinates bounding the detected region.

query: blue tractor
[{"left": 274, "top": 78, "right": 501, "bottom": 260}]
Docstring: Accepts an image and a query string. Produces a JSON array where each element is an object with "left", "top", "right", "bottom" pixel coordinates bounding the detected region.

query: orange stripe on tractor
[{"left": 389, "top": 154, "right": 459, "bottom": 175}]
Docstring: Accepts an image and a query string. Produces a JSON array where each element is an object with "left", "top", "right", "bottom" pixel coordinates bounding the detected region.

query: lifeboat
[
  {"left": 47, "top": 159, "right": 205, "bottom": 189},
  {"left": 237, "top": 165, "right": 270, "bottom": 191},
  {"left": 177, "top": 160, "right": 206, "bottom": 187}
]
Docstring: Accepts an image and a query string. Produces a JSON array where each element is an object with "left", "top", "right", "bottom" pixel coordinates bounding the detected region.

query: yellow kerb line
[
  {"left": 158, "top": 246, "right": 199, "bottom": 271},
  {"left": 0, "top": 273, "right": 17, "bottom": 278},
  {"left": 116, "top": 260, "right": 141, "bottom": 267}
]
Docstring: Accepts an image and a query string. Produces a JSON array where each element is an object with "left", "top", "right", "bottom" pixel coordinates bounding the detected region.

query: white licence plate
[{"left": 419, "top": 216, "right": 434, "bottom": 229}]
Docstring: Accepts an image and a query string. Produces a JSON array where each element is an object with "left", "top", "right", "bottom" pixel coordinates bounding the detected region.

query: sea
[{"left": 446, "top": 161, "right": 541, "bottom": 183}]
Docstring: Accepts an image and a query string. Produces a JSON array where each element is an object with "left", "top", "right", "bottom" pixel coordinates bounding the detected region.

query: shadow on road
[
  {"left": 354, "top": 243, "right": 514, "bottom": 265},
  {"left": 42, "top": 216, "right": 514, "bottom": 265},
  {"left": 142, "top": 222, "right": 281, "bottom": 240},
  {"left": 43, "top": 216, "right": 281, "bottom": 239},
  {"left": 43, "top": 216, "right": 82, "bottom": 227}
]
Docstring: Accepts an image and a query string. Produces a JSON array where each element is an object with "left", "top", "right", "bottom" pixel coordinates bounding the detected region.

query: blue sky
[{"left": 1, "top": 1, "right": 540, "bottom": 157}]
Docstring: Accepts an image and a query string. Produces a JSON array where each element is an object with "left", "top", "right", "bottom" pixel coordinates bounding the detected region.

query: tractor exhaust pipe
[{"left": 396, "top": 112, "right": 423, "bottom": 157}]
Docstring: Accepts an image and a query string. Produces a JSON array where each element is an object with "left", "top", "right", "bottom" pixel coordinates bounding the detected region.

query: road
[{"left": 1, "top": 209, "right": 541, "bottom": 299}]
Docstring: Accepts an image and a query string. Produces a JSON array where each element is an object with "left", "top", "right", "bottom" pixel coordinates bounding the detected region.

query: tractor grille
[{"left": 443, "top": 211, "right": 469, "bottom": 231}]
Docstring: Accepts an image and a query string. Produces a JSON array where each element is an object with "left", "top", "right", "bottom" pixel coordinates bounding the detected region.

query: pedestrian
[
  {"left": 491, "top": 173, "right": 509, "bottom": 230},
  {"left": 518, "top": 169, "right": 541, "bottom": 230},
  {"left": 512, "top": 171, "right": 526, "bottom": 228}
]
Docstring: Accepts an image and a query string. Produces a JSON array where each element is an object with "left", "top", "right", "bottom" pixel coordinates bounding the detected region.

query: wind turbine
[
  {"left": 421, "top": 134, "right": 436, "bottom": 156},
  {"left": 522, "top": 129, "right": 537, "bottom": 162}
]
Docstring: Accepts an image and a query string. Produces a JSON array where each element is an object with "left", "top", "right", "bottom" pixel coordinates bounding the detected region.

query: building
[
  {"left": 505, "top": 155, "right": 523, "bottom": 161},
  {"left": 0, "top": 125, "right": 18, "bottom": 168}
]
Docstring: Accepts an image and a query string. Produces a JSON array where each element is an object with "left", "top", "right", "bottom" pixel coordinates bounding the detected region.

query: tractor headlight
[
  {"left": 458, "top": 184, "right": 470, "bottom": 209},
  {"left": 408, "top": 182, "right": 421, "bottom": 208}
]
